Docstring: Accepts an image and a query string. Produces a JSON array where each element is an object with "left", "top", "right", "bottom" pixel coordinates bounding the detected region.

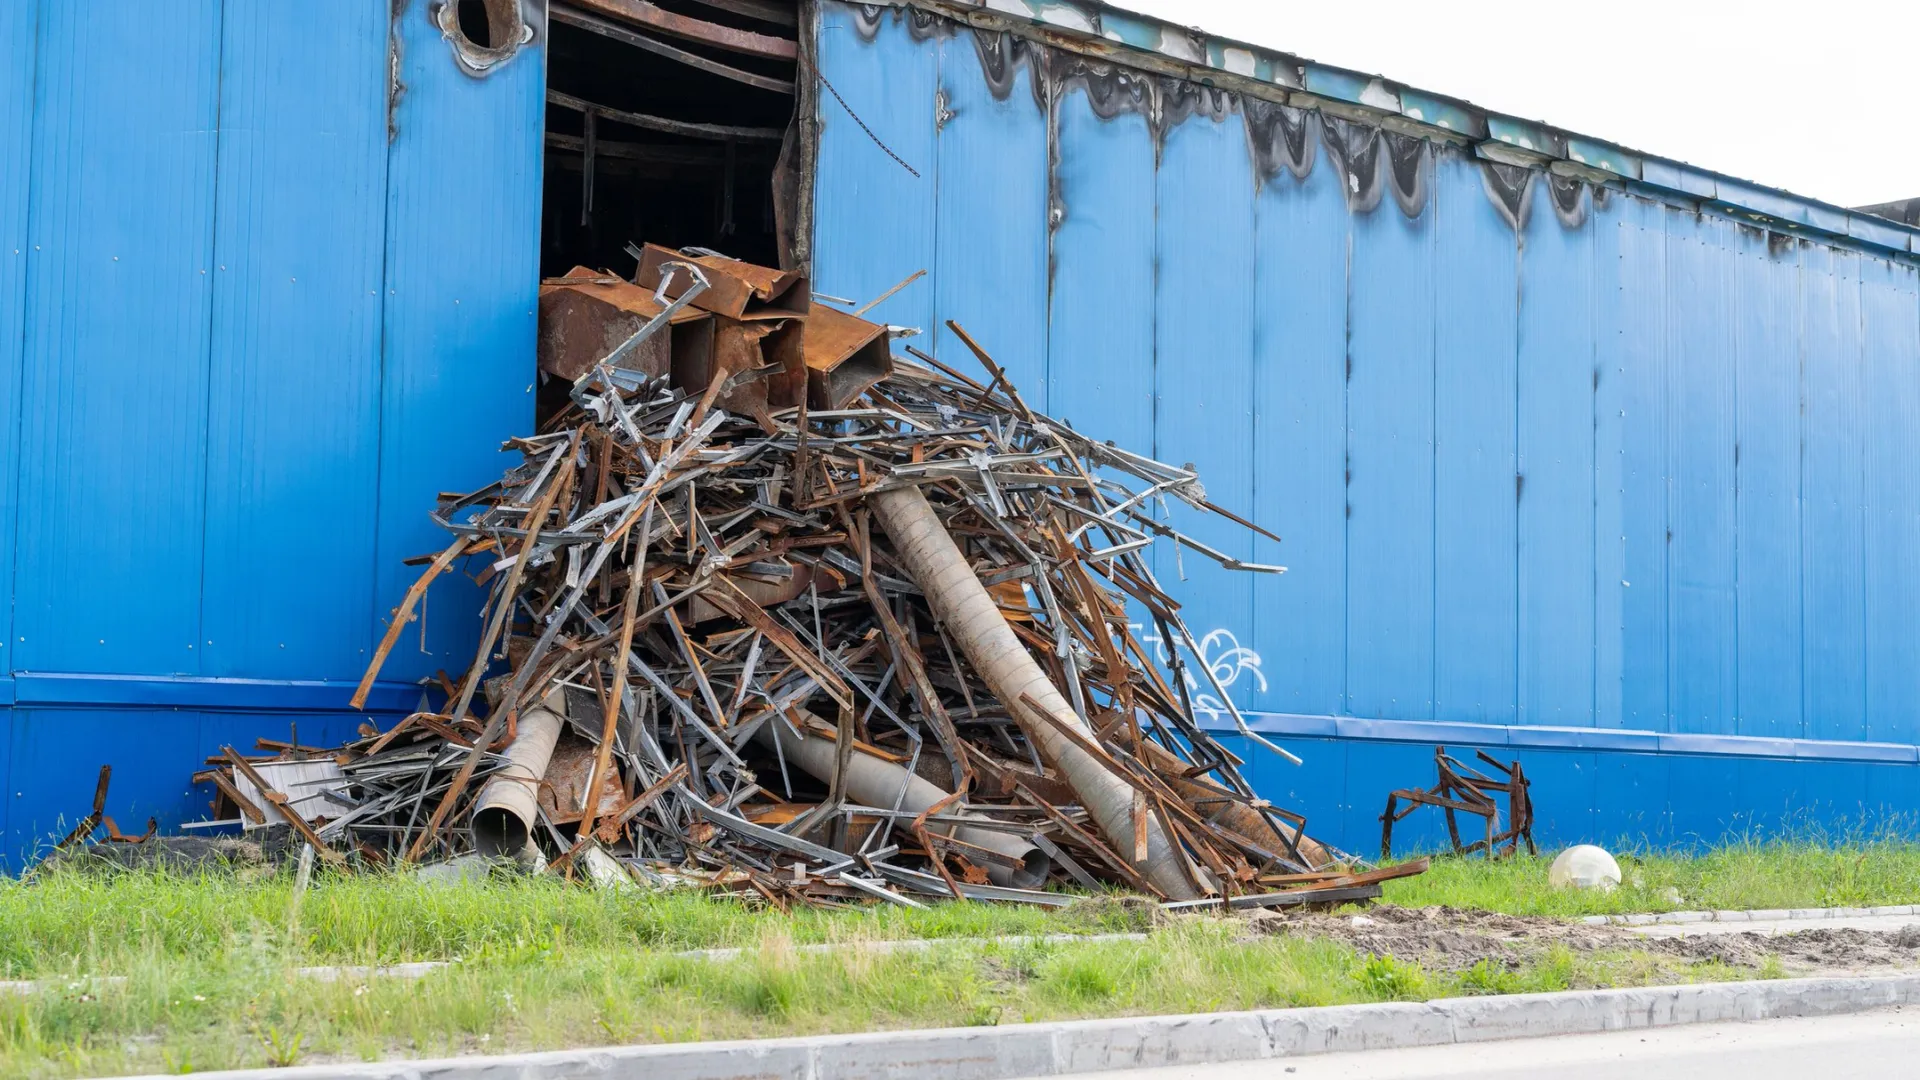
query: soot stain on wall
[
  {"left": 1479, "top": 162, "right": 1534, "bottom": 231},
  {"left": 849, "top": 4, "right": 945, "bottom": 43},
  {"left": 1244, "top": 97, "right": 1317, "bottom": 189},
  {"left": 1547, "top": 174, "right": 1589, "bottom": 229},
  {"left": 852, "top": 10, "right": 1617, "bottom": 236}
]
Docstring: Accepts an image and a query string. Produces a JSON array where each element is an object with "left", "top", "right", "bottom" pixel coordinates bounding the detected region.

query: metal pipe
[
  {"left": 753, "top": 712, "right": 1049, "bottom": 889},
  {"left": 869, "top": 484, "right": 1201, "bottom": 900},
  {"left": 470, "top": 692, "right": 568, "bottom": 859}
]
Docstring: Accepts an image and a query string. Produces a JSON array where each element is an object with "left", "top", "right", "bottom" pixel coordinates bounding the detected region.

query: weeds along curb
[
  {"left": 115, "top": 972, "right": 1920, "bottom": 1080},
  {"left": 1584, "top": 904, "right": 1920, "bottom": 926}
]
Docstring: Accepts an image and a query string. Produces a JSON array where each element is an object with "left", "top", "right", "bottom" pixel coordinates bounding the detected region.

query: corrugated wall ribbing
[
  {"left": 0, "top": 1, "right": 35, "bottom": 847},
  {"left": 0, "top": 1, "right": 543, "bottom": 862},
  {"left": 813, "top": 5, "right": 1920, "bottom": 759},
  {"left": 376, "top": 1, "right": 546, "bottom": 686}
]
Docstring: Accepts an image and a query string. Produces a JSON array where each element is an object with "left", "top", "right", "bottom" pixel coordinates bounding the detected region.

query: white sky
[{"left": 1123, "top": 0, "right": 1920, "bottom": 210}]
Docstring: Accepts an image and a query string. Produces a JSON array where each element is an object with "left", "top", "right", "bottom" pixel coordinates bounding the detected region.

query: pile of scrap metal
[{"left": 195, "top": 247, "right": 1426, "bottom": 909}]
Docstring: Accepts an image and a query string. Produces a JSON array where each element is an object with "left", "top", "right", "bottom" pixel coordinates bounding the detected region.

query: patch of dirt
[
  {"left": 1063, "top": 893, "right": 1174, "bottom": 932},
  {"left": 1241, "top": 904, "right": 1920, "bottom": 977}
]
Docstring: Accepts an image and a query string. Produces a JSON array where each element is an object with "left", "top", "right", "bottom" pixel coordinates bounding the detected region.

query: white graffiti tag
[{"left": 1131, "top": 624, "right": 1265, "bottom": 724}]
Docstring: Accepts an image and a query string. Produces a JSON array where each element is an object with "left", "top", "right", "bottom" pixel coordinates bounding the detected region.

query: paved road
[
  {"left": 1038, "top": 1009, "right": 1920, "bottom": 1079},
  {"left": 1632, "top": 913, "right": 1920, "bottom": 938}
]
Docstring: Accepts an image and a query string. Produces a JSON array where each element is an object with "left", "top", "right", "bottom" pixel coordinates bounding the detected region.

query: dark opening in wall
[
  {"left": 541, "top": 1, "right": 799, "bottom": 279},
  {"left": 457, "top": 0, "right": 498, "bottom": 48}
]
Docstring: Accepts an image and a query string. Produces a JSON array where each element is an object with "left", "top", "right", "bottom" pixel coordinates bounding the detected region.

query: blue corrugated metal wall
[
  {"left": 0, "top": 1, "right": 543, "bottom": 865},
  {"left": 813, "top": 4, "right": 1920, "bottom": 853}
]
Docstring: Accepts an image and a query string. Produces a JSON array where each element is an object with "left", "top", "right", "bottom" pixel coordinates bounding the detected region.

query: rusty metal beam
[
  {"left": 547, "top": 89, "right": 784, "bottom": 144},
  {"left": 567, "top": 0, "right": 796, "bottom": 58},
  {"left": 550, "top": 5, "right": 795, "bottom": 95},
  {"left": 684, "top": 0, "right": 796, "bottom": 29}
]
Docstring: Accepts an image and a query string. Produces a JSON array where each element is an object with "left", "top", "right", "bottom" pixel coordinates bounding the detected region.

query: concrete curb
[
  {"left": 115, "top": 972, "right": 1920, "bottom": 1080},
  {"left": 1583, "top": 904, "right": 1919, "bottom": 926}
]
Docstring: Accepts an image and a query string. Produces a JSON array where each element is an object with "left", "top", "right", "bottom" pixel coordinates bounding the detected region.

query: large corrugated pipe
[
  {"left": 869, "top": 485, "right": 1201, "bottom": 900},
  {"left": 470, "top": 690, "right": 567, "bottom": 859},
  {"left": 754, "top": 711, "right": 1048, "bottom": 888}
]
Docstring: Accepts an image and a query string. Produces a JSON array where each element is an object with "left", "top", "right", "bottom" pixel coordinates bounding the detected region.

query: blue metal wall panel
[
  {"left": 932, "top": 32, "right": 1050, "bottom": 401},
  {"left": 1217, "top": 735, "right": 1347, "bottom": 850},
  {"left": 1046, "top": 81, "right": 1154, "bottom": 452},
  {"left": 1665, "top": 211, "right": 1738, "bottom": 735},
  {"left": 1665, "top": 753, "right": 1742, "bottom": 842},
  {"left": 374, "top": 1, "right": 546, "bottom": 684},
  {"left": 1591, "top": 752, "right": 1670, "bottom": 845},
  {"left": 1517, "top": 182, "right": 1596, "bottom": 725},
  {"left": 1861, "top": 255, "right": 1920, "bottom": 743},
  {"left": 6, "top": 709, "right": 203, "bottom": 863},
  {"left": 811, "top": 7, "right": 936, "bottom": 331},
  {"left": 1152, "top": 102, "right": 1255, "bottom": 696},
  {"left": 1611, "top": 196, "right": 1670, "bottom": 731},
  {"left": 1431, "top": 153, "right": 1517, "bottom": 724},
  {"left": 1520, "top": 749, "right": 1598, "bottom": 845},
  {"left": 1591, "top": 190, "right": 1626, "bottom": 730},
  {"left": 1251, "top": 114, "right": 1348, "bottom": 718},
  {"left": 202, "top": 2, "right": 388, "bottom": 681},
  {"left": 1733, "top": 226, "right": 1803, "bottom": 738},
  {"left": 1801, "top": 243, "right": 1868, "bottom": 742},
  {"left": 15, "top": 1, "right": 222, "bottom": 675},
  {"left": 0, "top": 2, "right": 34, "bottom": 686},
  {"left": 1346, "top": 740, "right": 1452, "bottom": 855},
  {"left": 1344, "top": 140, "right": 1436, "bottom": 721}
]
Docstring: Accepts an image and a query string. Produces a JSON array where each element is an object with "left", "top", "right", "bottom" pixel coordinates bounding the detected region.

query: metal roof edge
[{"left": 901, "top": 0, "right": 1920, "bottom": 259}]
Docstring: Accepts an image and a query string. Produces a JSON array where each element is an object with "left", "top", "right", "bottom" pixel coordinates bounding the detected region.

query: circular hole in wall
[{"left": 456, "top": 0, "right": 496, "bottom": 48}]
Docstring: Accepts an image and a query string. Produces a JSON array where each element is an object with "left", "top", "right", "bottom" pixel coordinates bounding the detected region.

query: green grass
[
  {"left": 1381, "top": 836, "right": 1920, "bottom": 916},
  {"left": 0, "top": 889, "right": 1729, "bottom": 1079},
  {"left": 0, "top": 871, "right": 1142, "bottom": 980},
  {"left": 7, "top": 836, "right": 1916, "bottom": 1076}
]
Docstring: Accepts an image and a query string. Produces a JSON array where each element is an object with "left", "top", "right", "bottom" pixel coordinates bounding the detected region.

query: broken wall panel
[
  {"left": 14, "top": 1, "right": 223, "bottom": 675},
  {"left": 202, "top": 1, "right": 390, "bottom": 681},
  {"left": 374, "top": 0, "right": 549, "bottom": 683}
]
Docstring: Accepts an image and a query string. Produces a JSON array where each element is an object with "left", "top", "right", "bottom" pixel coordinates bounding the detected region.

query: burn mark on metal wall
[
  {"left": 390, "top": 0, "right": 409, "bottom": 141},
  {"left": 1766, "top": 229, "right": 1797, "bottom": 259},
  {"left": 429, "top": 0, "right": 541, "bottom": 78},
  {"left": 1320, "top": 118, "right": 1382, "bottom": 214},
  {"left": 1244, "top": 97, "right": 1316, "bottom": 189},
  {"left": 969, "top": 29, "right": 1048, "bottom": 112},
  {"left": 1477, "top": 162, "right": 1533, "bottom": 232},
  {"left": 1045, "top": 51, "right": 1152, "bottom": 122},
  {"left": 1152, "top": 77, "right": 1235, "bottom": 155},
  {"left": 1042, "top": 49, "right": 1153, "bottom": 252},
  {"left": 1382, "top": 131, "right": 1428, "bottom": 218},
  {"left": 1546, "top": 174, "right": 1588, "bottom": 229},
  {"left": 848, "top": 5, "right": 944, "bottom": 43}
]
